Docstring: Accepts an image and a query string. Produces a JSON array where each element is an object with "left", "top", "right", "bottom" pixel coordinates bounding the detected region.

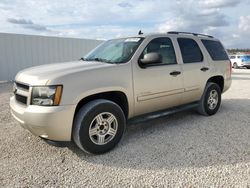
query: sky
[{"left": 0, "top": 0, "right": 250, "bottom": 48}]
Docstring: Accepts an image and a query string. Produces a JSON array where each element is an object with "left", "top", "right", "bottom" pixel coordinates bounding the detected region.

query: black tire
[
  {"left": 73, "top": 99, "right": 126, "bottom": 154},
  {"left": 233, "top": 62, "right": 238, "bottom": 69},
  {"left": 197, "top": 82, "right": 221, "bottom": 116}
]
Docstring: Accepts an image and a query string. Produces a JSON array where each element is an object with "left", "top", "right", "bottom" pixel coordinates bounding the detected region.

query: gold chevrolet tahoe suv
[{"left": 10, "top": 31, "right": 232, "bottom": 154}]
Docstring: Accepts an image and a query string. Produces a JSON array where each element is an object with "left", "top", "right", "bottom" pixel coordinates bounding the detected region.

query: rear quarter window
[{"left": 201, "top": 40, "right": 229, "bottom": 61}]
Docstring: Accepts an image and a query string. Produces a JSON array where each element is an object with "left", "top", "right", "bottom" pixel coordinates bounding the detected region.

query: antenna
[{"left": 138, "top": 30, "right": 143, "bottom": 35}]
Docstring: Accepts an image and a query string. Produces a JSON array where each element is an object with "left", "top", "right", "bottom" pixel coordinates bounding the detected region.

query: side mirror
[{"left": 140, "top": 52, "right": 162, "bottom": 66}]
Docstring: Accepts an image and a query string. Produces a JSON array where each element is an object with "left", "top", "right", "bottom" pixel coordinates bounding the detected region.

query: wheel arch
[
  {"left": 207, "top": 75, "right": 224, "bottom": 92},
  {"left": 73, "top": 90, "right": 129, "bottom": 121}
]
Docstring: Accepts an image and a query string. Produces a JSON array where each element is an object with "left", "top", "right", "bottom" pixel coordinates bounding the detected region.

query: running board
[{"left": 128, "top": 102, "right": 199, "bottom": 125}]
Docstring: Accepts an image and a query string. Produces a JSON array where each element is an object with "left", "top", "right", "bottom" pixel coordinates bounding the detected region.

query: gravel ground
[{"left": 0, "top": 69, "right": 250, "bottom": 187}]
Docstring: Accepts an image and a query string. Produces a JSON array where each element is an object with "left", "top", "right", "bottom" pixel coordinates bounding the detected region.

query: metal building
[{"left": 0, "top": 33, "right": 103, "bottom": 81}]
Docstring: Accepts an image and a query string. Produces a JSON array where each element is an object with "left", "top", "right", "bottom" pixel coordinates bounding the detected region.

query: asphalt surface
[{"left": 0, "top": 69, "right": 250, "bottom": 187}]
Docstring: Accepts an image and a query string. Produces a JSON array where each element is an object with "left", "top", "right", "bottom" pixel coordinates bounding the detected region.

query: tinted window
[
  {"left": 177, "top": 38, "right": 203, "bottom": 63},
  {"left": 202, "top": 40, "right": 229, "bottom": 61},
  {"left": 142, "top": 37, "right": 176, "bottom": 65},
  {"left": 230, "top": 56, "right": 236, "bottom": 59}
]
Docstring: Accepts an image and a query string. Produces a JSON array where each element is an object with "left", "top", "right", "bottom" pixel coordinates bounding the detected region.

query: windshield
[{"left": 83, "top": 37, "right": 144, "bottom": 64}]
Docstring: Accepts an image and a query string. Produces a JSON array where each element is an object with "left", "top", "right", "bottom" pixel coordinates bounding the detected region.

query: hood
[{"left": 15, "top": 61, "right": 113, "bottom": 85}]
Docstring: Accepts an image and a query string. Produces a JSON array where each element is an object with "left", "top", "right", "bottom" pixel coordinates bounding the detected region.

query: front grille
[
  {"left": 15, "top": 94, "right": 27, "bottom": 105},
  {"left": 16, "top": 82, "right": 30, "bottom": 91},
  {"left": 14, "top": 81, "right": 30, "bottom": 105}
]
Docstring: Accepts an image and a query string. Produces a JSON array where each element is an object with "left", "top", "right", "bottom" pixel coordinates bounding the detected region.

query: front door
[{"left": 132, "top": 37, "right": 184, "bottom": 116}]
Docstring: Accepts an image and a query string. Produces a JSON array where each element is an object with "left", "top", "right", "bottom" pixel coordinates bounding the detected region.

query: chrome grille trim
[
  {"left": 15, "top": 82, "right": 30, "bottom": 91},
  {"left": 14, "top": 81, "right": 32, "bottom": 105}
]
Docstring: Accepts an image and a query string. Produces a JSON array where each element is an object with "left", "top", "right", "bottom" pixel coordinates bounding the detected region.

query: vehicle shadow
[{"left": 68, "top": 99, "right": 250, "bottom": 170}]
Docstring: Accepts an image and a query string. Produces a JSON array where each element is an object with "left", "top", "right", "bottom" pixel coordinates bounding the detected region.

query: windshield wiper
[
  {"left": 80, "top": 57, "right": 116, "bottom": 64},
  {"left": 79, "top": 57, "right": 94, "bottom": 61},
  {"left": 91, "top": 58, "right": 116, "bottom": 64},
  {"left": 93, "top": 58, "right": 110, "bottom": 63}
]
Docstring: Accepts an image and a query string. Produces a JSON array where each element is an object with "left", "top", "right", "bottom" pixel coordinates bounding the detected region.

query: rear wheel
[
  {"left": 197, "top": 82, "right": 221, "bottom": 116},
  {"left": 73, "top": 99, "right": 126, "bottom": 154}
]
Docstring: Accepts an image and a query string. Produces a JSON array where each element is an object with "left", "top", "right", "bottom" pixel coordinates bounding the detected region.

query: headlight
[{"left": 31, "top": 85, "right": 63, "bottom": 106}]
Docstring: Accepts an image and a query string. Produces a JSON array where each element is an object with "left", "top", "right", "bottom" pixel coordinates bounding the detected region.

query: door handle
[
  {"left": 200, "top": 67, "right": 209, "bottom": 72},
  {"left": 170, "top": 71, "right": 181, "bottom": 76}
]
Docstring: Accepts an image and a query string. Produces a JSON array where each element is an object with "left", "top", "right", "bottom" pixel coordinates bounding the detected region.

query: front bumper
[{"left": 10, "top": 96, "right": 76, "bottom": 141}]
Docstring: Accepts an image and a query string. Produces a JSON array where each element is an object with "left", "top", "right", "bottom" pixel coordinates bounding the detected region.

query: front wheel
[
  {"left": 73, "top": 99, "right": 126, "bottom": 154},
  {"left": 197, "top": 82, "right": 221, "bottom": 116},
  {"left": 233, "top": 63, "right": 238, "bottom": 69}
]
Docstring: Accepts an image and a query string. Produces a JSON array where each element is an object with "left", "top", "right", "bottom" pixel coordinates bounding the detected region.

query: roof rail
[{"left": 167, "top": 31, "right": 214, "bottom": 38}]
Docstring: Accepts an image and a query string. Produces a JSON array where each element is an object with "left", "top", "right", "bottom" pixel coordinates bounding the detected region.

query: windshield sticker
[{"left": 125, "top": 38, "right": 141, "bottom": 42}]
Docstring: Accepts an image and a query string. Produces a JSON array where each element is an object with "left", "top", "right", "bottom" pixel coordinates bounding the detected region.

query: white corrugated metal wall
[{"left": 0, "top": 33, "right": 103, "bottom": 81}]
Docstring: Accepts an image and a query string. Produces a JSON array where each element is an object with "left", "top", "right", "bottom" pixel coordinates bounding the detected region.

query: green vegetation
[{"left": 227, "top": 49, "right": 250, "bottom": 54}]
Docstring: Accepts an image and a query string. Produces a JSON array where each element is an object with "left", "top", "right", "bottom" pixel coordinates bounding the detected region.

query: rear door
[{"left": 176, "top": 37, "right": 211, "bottom": 104}]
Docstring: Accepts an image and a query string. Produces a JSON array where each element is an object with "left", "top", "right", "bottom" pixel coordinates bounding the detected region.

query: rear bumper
[
  {"left": 10, "top": 96, "right": 76, "bottom": 141},
  {"left": 223, "top": 77, "right": 232, "bottom": 93}
]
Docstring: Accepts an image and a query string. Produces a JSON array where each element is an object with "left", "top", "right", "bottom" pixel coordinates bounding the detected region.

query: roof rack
[{"left": 167, "top": 31, "right": 214, "bottom": 38}]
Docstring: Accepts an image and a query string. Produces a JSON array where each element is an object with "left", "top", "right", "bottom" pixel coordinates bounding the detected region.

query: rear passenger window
[
  {"left": 177, "top": 38, "right": 203, "bottom": 63},
  {"left": 201, "top": 40, "right": 229, "bottom": 61}
]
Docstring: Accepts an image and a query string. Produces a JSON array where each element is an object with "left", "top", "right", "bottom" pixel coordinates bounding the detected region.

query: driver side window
[{"left": 142, "top": 37, "right": 177, "bottom": 65}]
